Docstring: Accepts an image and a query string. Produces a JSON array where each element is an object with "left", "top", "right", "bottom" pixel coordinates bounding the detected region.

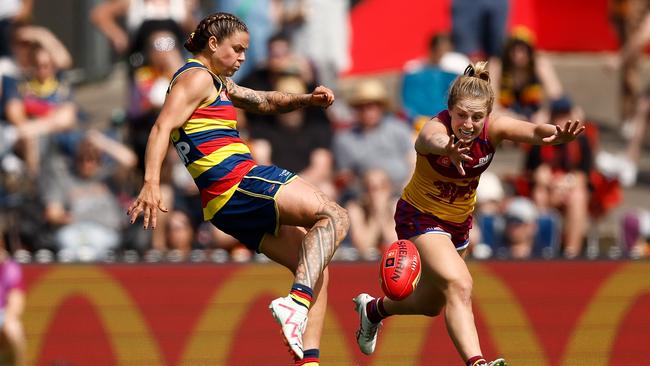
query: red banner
[
  {"left": 347, "top": 0, "right": 620, "bottom": 75},
  {"left": 23, "top": 262, "right": 650, "bottom": 365}
]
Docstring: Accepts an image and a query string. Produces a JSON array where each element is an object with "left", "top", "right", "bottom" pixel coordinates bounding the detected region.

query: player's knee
[
  {"left": 322, "top": 201, "right": 349, "bottom": 246},
  {"left": 446, "top": 276, "right": 474, "bottom": 305}
]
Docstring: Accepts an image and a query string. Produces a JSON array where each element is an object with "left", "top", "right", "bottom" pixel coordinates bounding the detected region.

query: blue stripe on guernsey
[
  {"left": 193, "top": 153, "right": 254, "bottom": 190},
  {"left": 208, "top": 97, "right": 233, "bottom": 107},
  {"left": 185, "top": 128, "right": 240, "bottom": 146}
]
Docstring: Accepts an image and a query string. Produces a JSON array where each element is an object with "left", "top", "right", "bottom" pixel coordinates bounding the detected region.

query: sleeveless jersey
[
  {"left": 402, "top": 110, "right": 496, "bottom": 223},
  {"left": 168, "top": 59, "right": 255, "bottom": 220}
]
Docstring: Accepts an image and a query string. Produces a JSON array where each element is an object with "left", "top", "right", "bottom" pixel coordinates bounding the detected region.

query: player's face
[
  {"left": 449, "top": 98, "right": 488, "bottom": 142},
  {"left": 210, "top": 31, "right": 249, "bottom": 76}
]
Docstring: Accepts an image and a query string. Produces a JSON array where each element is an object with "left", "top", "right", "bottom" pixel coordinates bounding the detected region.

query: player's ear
[{"left": 208, "top": 35, "right": 218, "bottom": 52}]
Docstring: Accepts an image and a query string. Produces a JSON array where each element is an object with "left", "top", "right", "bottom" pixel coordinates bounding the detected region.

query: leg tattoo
[{"left": 295, "top": 192, "right": 348, "bottom": 288}]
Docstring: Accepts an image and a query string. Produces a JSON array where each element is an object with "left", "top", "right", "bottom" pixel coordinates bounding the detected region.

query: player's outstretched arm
[
  {"left": 127, "top": 70, "right": 212, "bottom": 229},
  {"left": 224, "top": 78, "right": 334, "bottom": 114},
  {"left": 489, "top": 114, "right": 585, "bottom": 146}
]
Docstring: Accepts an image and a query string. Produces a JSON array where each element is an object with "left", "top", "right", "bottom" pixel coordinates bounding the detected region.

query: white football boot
[
  {"left": 353, "top": 293, "right": 382, "bottom": 355},
  {"left": 269, "top": 296, "right": 308, "bottom": 359}
]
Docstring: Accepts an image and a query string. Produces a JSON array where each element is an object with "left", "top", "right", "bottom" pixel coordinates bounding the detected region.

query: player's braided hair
[
  {"left": 184, "top": 12, "right": 248, "bottom": 53},
  {"left": 447, "top": 61, "right": 495, "bottom": 114}
]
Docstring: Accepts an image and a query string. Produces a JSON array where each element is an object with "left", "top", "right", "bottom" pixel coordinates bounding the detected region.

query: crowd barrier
[{"left": 23, "top": 261, "right": 649, "bottom": 365}]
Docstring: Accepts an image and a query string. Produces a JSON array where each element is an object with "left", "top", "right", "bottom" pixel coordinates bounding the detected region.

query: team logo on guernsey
[
  {"left": 219, "top": 89, "right": 230, "bottom": 101},
  {"left": 436, "top": 156, "right": 451, "bottom": 167},
  {"left": 473, "top": 153, "right": 493, "bottom": 168}
]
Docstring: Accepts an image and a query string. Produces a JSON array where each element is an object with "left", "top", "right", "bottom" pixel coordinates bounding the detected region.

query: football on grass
[{"left": 379, "top": 239, "right": 421, "bottom": 301}]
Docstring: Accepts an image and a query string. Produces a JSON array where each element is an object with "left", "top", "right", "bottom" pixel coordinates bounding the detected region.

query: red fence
[
  {"left": 23, "top": 262, "right": 650, "bottom": 365},
  {"left": 348, "top": 0, "right": 620, "bottom": 75}
]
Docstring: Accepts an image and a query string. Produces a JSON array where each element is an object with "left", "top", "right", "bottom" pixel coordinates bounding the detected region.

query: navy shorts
[
  {"left": 394, "top": 198, "right": 472, "bottom": 251},
  {"left": 210, "top": 165, "right": 297, "bottom": 252}
]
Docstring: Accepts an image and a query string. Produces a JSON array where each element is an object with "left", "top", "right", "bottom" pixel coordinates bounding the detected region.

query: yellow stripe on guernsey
[
  {"left": 186, "top": 143, "right": 250, "bottom": 179},
  {"left": 203, "top": 184, "right": 239, "bottom": 220},
  {"left": 402, "top": 155, "right": 479, "bottom": 223},
  {"left": 183, "top": 118, "right": 237, "bottom": 133}
]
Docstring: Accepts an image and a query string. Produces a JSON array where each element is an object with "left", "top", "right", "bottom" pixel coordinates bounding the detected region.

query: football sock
[
  {"left": 466, "top": 355, "right": 487, "bottom": 366},
  {"left": 366, "top": 296, "right": 389, "bottom": 323},
  {"left": 290, "top": 283, "right": 313, "bottom": 310},
  {"left": 295, "top": 349, "right": 319, "bottom": 365}
]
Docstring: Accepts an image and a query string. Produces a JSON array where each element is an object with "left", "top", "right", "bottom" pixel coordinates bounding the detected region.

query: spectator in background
[
  {"left": 497, "top": 27, "right": 563, "bottom": 123},
  {"left": 0, "top": 247, "right": 26, "bottom": 366},
  {"left": 1, "top": 23, "right": 72, "bottom": 78},
  {"left": 163, "top": 210, "right": 200, "bottom": 261},
  {"left": 0, "top": 0, "right": 32, "bottom": 59},
  {"left": 596, "top": 86, "right": 648, "bottom": 187},
  {"left": 281, "top": 0, "right": 352, "bottom": 123},
  {"left": 621, "top": 208, "right": 650, "bottom": 258},
  {"left": 401, "top": 33, "right": 466, "bottom": 128},
  {"left": 41, "top": 130, "right": 137, "bottom": 262},
  {"left": 253, "top": 75, "right": 334, "bottom": 194},
  {"left": 599, "top": 0, "right": 650, "bottom": 187},
  {"left": 471, "top": 171, "right": 506, "bottom": 259},
  {"left": 127, "top": 24, "right": 185, "bottom": 175},
  {"left": 15, "top": 43, "right": 78, "bottom": 174},
  {"left": 502, "top": 196, "right": 539, "bottom": 259},
  {"left": 334, "top": 79, "right": 414, "bottom": 200},
  {"left": 608, "top": 0, "right": 650, "bottom": 122},
  {"left": 240, "top": 32, "right": 317, "bottom": 135},
  {"left": 345, "top": 168, "right": 398, "bottom": 260},
  {"left": 1, "top": 24, "right": 74, "bottom": 175},
  {"left": 281, "top": 0, "right": 350, "bottom": 90},
  {"left": 91, "top": 0, "right": 197, "bottom": 76},
  {"left": 451, "top": 0, "right": 508, "bottom": 82},
  {"left": 525, "top": 97, "right": 591, "bottom": 258}
]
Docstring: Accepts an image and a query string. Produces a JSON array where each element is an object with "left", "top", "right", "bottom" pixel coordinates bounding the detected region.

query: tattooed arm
[{"left": 224, "top": 77, "right": 334, "bottom": 114}]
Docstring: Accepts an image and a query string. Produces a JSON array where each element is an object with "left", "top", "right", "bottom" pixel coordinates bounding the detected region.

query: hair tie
[{"left": 190, "top": 32, "right": 195, "bottom": 39}]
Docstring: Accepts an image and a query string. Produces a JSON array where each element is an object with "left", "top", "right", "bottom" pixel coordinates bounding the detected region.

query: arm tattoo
[
  {"left": 225, "top": 77, "right": 310, "bottom": 114},
  {"left": 294, "top": 191, "right": 348, "bottom": 288},
  {"left": 433, "top": 134, "right": 450, "bottom": 149}
]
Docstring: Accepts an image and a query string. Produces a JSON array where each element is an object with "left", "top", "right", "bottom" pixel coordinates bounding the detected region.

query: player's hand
[
  {"left": 445, "top": 137, "right": 472, "bottom": 176},
  {"left": 127, "top": 182, "right": 169, "bottom": 230},
  {"left": 309, "top": 86, "right": 335, "bottom": 108},
  {"left": 542, "top": 120, "right": 585, "bottom": 145}
]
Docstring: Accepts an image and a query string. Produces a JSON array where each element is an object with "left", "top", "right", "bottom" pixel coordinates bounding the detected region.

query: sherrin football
[{"left": 379, "top": 239, "right": 422, "bottom": 301}]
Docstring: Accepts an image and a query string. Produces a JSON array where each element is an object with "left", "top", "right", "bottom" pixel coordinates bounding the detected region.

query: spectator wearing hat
[
  {"left": 524, "top": 96, "right": 592, "bottom": 258},
  {"left": 471, "top": 171, "right": 506, "bottom": 259},
  {"left": 502, "top": 197, "right": 540, "bottom": 259},
  {"left": 333, "top": 78, "right": 414, "bottom": 199}
]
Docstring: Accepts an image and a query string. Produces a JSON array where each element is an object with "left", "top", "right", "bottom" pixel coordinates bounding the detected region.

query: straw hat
[{"left": 348, "top": 79, "right": 388, "bottom": 106}]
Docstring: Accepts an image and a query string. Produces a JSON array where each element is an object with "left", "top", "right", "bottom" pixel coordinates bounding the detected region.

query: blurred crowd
[{"left": 0, "top": 0, "right": 649, "bottom": 267}]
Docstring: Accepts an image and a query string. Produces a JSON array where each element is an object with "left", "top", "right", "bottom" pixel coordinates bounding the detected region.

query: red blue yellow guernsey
[
  {"left": 168, "top": 59, "right": 256, "bottom": 220},
  {"left": 402, "top": 110, "right": 495, "bottom": 223}
]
